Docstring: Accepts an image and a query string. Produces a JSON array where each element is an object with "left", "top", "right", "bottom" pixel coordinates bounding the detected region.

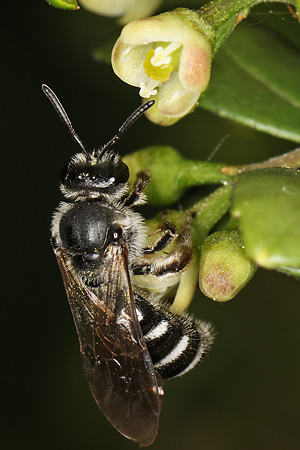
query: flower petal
[
  {"left": 112, "top": 40, "right": 152, "bottom": 86},
  {"left": 157, "top": 72, "right": 200, "bottom": 117},
  {"left": 79, "top": 0, "right": 162, "bottom": 23},
  {"left": 180, "top": 40, "right": 211, "bottom": 91}
]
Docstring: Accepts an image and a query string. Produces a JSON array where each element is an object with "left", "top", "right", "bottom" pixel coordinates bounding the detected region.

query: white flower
[
  {"left": 111, "top": 11, "right": 212, "bottom": 125},
  {"left": 79, "top": 0, "right": 162, "bottom": 24}
]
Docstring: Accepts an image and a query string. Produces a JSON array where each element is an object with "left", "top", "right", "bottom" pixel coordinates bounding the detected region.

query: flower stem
[
  {"left": 189, "top": 183, "right": 233, "bottom": 250},
  {"left": 243, "top": 147, "right": 300, "bottom": 171},
  {"left": 197, "top": 0, "right": 299, "bottom": 54}
]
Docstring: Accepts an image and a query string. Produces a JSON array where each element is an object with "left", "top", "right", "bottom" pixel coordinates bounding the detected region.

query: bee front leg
[{"left": 123, "top": 171, "right": 151, "bottom": 207}]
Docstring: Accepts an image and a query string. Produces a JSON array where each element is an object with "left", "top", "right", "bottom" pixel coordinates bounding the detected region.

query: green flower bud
[
  {"left": 123, "top": 146, "right": 234, "bottom": 206},
  {"left": 199, "top": 230, "right": 256, "bottom": 301},
  {"left": 112, "top": 9, "right": 212, "bottom": 125},
  {"left": 137, "top": 185, "right": 234, "bottom": 310},
  {"left": 46, "top": 0, "right": 79, "bottom": 10}
]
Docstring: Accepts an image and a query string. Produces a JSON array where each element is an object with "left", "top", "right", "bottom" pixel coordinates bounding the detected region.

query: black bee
[{"left": 44, "top": 85, "right": 213, "bottom": 446}]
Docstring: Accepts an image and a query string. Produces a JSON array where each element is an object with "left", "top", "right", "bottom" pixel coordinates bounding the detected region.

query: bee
[{"left": 44, "top": 85, "right": 213, "bottom": 446}]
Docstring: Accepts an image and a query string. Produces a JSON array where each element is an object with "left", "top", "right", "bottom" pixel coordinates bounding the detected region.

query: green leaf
[
  {"left": 45, "top": 0, "right": 79, "bottom": 10},
  {"left": 231, "top": 168, "right": 300, "bottom": 272},
  {"left": 198, "top": 0, "right": 299, "bottom": 54},
  {"left": 200, "top": 24, "right": 300, "bottom": 143},
  {"left": 278, "top": 266, "right": 300, "bottom": 277}
]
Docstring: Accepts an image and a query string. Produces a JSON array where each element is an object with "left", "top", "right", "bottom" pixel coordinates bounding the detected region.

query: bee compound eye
[
  {"left": 110, "top": 161, "right": 129, "bottom": 184},
  {"left": 108, "top": 224, "right": 123, "bottom": 243}
]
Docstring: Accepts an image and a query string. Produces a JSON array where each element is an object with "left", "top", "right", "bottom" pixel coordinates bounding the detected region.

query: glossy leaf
[
  {"left": 200, "top": 24, "right": 300, "bottom": 143},
  {"left": 46, "top": 0, "right": 79, "bottom": 10},
  {"left": 231, "top": 168, "right": 300, "bottom": 272}
]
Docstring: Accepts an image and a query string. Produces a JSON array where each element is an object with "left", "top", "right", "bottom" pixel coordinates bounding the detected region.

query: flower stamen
[
  {"left": 143, "top": 41, "right": 182, "bottom": 84},
  {"left": 151, "top": 48, "right": 171, "bottom": 67},
  {"left": 151, "top": 41, "right": 181, "bottom": 66},
  {"left": 139, "top": 79, "right": 159, "bottom": 98}
]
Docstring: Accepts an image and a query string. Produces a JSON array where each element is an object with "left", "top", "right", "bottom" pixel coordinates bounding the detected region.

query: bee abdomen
[{"left": 135, "top": 295, "right": 213, "bottom": 380}]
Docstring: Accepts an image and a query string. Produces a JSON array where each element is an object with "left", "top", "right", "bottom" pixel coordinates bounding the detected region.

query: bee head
[
  {"left": 60, "top": 150, "right": 129, "bottom": 199},
  {"left": 42, "top": 84, "right": 153, "bottom": 199}
]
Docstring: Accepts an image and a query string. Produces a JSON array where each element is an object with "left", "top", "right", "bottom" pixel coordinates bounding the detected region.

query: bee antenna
[
  {"left": 42, "top": 84, "right": 89, "bottom": 157},
  {"left": 99, "top": 100, "right": 155, "bottom": 156}
]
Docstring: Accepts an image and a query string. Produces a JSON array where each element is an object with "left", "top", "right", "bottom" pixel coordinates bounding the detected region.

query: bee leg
[
  {"left": 123, "top": 171, "right": 151, "bottom": 207},
  {"left": 133, "top": 244, "right": 193, "bottom": 277},
  {"left": 143, "top": 222, "right": 177, "bottom": 254},
  {"left": 134, "top": 219, "right": 193, "bottom": 276}
]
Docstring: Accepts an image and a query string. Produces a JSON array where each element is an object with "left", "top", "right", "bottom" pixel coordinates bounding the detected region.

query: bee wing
[{"left": 54, "top": 245, "right": 163, "bottom": 447}]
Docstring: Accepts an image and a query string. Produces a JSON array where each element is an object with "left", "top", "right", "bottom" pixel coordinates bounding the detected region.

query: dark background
[{"left": 2, "top": 2, "right": 300, "bottom": 450}]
